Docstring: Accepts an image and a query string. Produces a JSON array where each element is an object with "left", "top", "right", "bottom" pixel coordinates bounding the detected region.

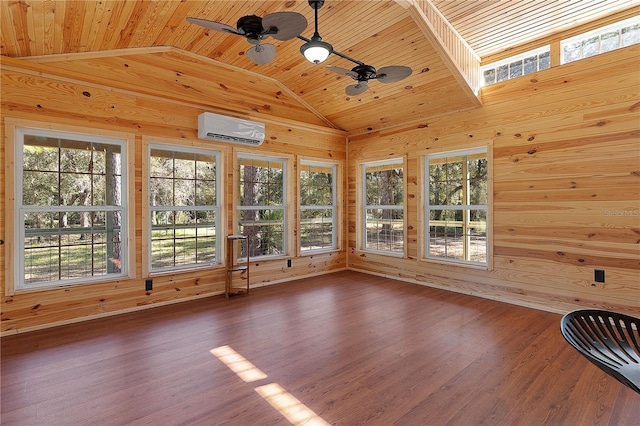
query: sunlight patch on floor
[
  {"left": 255, "top": 383, "right": 330, "bottom": 426},
  {"left": 210, "top": 345, "right": 267, "bottom": 383},
  {"left": 211, "top": 345, "right": 329, "bottom": 425}
]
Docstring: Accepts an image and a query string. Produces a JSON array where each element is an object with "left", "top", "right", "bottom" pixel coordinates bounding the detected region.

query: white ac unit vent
[{"left": 197, "top": 112, "right": 265, "bottom": 146}]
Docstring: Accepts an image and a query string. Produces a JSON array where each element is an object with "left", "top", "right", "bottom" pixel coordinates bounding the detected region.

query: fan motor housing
[
  {"left": 236, "top": 15, "right": 264, "bottom": 39},
  {"left": 353, "top": 64, "right": 377, "bottom": 81}
]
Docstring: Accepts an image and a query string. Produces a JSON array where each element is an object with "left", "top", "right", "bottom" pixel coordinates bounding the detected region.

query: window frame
[
  {"left": 143, "top": 140, "right": 224, "bottom": 275},
  {"left": 359, "top": 157, "right": 406, "bottom": 257},
  {"left": 481, "top": 46, "right": 551, "bottom": 87},
  {"left": 298, "top": 158, "right": 340, "bottom": 255},
  {"left": 561, "top": 15, "right": 640, "bottom": 64},
  {"left": 5, "top": 118, "right": 135, "bottom": 295},
  {"left": 235, "top": 151, "right": 293, "bottom": 260},
  {"left": 423, "top": 146, "right": 492, "bottom": 268}
]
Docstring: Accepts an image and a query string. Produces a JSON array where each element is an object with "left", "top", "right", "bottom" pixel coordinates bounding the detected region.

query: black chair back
[{"left": 561, "top": 309, "right": 640, "bottom": 394}]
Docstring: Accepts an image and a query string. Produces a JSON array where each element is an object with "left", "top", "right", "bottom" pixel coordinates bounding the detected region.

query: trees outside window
[
  {"left": 362, "top": 159, "right": 404, "bottom": 254},
  {"left": 425, "top": 148, "right": 488, "bottom": 265},
  {"left": 148, "top": 145, "right": 221, "bottom": 272},
  {"left": 238, "top": 155, "right": 286, "bottom": 258},
  {"left": 299, "top": 161, "right": 337, "bottom": 253},
  {"left": 15, "top": 127, "right": 128, "bottom": 290}
]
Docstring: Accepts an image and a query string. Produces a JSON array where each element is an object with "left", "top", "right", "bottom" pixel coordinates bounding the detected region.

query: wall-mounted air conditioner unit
[{"left": 197, "top": 112, "right": 265, "bottom": 146}]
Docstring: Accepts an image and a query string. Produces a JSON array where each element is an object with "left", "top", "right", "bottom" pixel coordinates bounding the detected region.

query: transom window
[
  {"left": 15, "top": 127, "right": 129, "bottom": 291},
  {"left": 562, "top": 16, "right": 640, "bottom": 64},
  {"left": 362, "top": 159, "right": 404, "bottom": 254},
  {"left": 148, "top": 145, "right": 221, "bottom": 272},
  {"left": 238, "top": 154, "right": 286, "bottom": 258},
  {"left": 481, "top": 46, "right": 550, "bottom": 86},
  {"left": 425, "top": 148, "right": 488, "bottom": 265},
  {"left": 299, "top": 160, "right": 337, "bottom": 253}
]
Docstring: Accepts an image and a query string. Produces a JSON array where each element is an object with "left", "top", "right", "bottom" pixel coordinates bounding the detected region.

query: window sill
[
  {"left": 420, "top": 256, "right": 490, "bottom": 271},
  {"left": 299, "top": 248, "right": 341, "bottom": 257}
]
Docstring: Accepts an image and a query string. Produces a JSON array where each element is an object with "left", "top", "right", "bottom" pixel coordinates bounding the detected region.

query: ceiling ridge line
[{"left": 175, "top": 48, "right": 340, "bottom": 130}]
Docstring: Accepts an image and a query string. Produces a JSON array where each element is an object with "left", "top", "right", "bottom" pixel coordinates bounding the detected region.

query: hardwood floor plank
[{"left": 1, "top": 271, "right": 638, "bottom": 425}]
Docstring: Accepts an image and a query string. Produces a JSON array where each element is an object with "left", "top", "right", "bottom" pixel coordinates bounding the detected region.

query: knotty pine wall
[
  {"left": 1, "top": 44, "right": 639, "bottom": 334},
  {"left": 347, "top": 45, "right": 639, "bottom": 316},
  {"left": 0, "top": 57, "right": 347, "bottom": 334}
]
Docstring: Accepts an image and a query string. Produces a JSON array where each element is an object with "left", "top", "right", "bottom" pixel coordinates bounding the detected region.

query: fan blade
[
  {"left": 186, "top": 17, "right": 239, "bottom": 35},
  {"left": 376, "top": 66, "right": 412, "bottom": 83},
  {"left": 327, "top": 66, "right": 359, "bottom": 80},
  {"left": 346, "top": 82, "right": 369, "bottom": 96},
  {"left": 262, "top": 12, "right": 307, "bottom": 40},
  {"left": 246, "top": 43, "right": 276, "bottom": 64}
]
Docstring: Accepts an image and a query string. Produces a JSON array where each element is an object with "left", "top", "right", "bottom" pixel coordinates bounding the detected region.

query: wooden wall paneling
[
  {"left": 1, "top": 59, "right": 347, "bottom": 334},
  {"left": 346, "top": 46, "right": 640, "bottom": 316},
  {"left": 22, "top": 50, "right": 330, "bottom": 128}
]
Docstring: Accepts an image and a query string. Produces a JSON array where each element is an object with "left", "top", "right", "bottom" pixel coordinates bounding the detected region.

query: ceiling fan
[
  {"left": 296, "top": 0, "right": 412, "bottom": 95},
  {"left": 186, "top": 12, "right": 307, "bottom": 64},
  {"left": 326, "top": 64, "right": 413, "bottom": 95}
]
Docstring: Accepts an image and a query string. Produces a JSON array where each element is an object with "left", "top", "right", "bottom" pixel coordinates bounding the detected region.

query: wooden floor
[{"left": 1, "top": 271, "right": 638, "bottom": 425}]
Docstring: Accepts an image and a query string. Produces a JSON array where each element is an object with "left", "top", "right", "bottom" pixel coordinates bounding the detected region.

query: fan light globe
[{"left": 300, "top": 38, "right": 332, "bottom": 64}]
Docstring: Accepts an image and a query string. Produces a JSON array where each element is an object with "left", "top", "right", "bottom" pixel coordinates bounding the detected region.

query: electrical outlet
[
  {"left": 145, "top": 279, "right": 153, "bottom": 291},
  {"left": 594, "top": 269, "right": 605, "bottom": 283}
]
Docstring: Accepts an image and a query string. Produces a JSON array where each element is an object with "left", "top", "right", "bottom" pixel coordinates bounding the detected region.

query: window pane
[
  {"left": 196, "top": 180, "right": 216, "bottom": 205},
  {"left": 300, "top": 162, "right": 336, "bottom": 253},
  {"left": 428, "top": 209, "right": 462, "bottom": 259},
  {"left": 539, "top": 51, "right": 550, "bottom": 70},
  {"left": 174, "top": 179, "right": 195, "bottom": 206},
  {"left": 363, "top": 161, "right": 404, "bottom": 254},
  {"left": 509, "top": 59, "right": 523, "bottom": 78},
  {"left": 600, "top": 31, "right": 620, "bottom": 52},
  {"left": 23, "top": 171, "right": 58, "bottom": 205},
  {"left": 563, "top": 41, "right": 581, "bottom": 63},
  {"left": 622, "top": 24, "right": 640, "bottom": 47},
  {"left": 582, "top": 36, "right": 599, "bottom": 58},
  {"left": 426, "top": 151, "right": 488, "bottom": 265},
  {"left": 239, "top": 158, "right": 284, "bottom": 206},
  {"left": 523, "top": 56, "right": 537, "bottom": 74},
  {"left": 468, "top": 158, "right": 488, "bottom": 205},
  {"left": 483, "top": 68, "right": 495, "bottom": 86},
  {"left": 496, "top": 64, "right": 509, "bottom": 82},
  {"left": 23, "top": 139, "right": 58, "bottom": 172},
  {"left": 469, "top": 210, "right": 487, "bottom": 263},
  {"left": 150, "top": 177, "right": 174, "bottom": 206},
  {"left": 365, "top": 165, "right": 403, "bottom": 206},
  {"left": 365, "top": 208, "right": 404, "bottom": 253},
  {"left": 149, "top": 146, "right": 220, "bottom": 271},
  {"left": 19, "top": 131, "right": 126, "bottom": 289},
  {"left": 300, "top": 166, "right": 333, "bottom": 206},
  {"left": 300, "top": 208, "right": 333, "bottom": 252},
  {"left": 23, "top": 209, "right": 122, "bottom": 285},
  {"left": 240, "top": 209, "right": 284, "bottom": 257},
  {"left": 238, "top": 155, "right": 286, "bottom": 259}
]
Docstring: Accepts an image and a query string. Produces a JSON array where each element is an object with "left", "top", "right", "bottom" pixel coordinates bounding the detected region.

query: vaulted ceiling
[{"left": 1, "top": 0, "right": 636, "bottom": 134}]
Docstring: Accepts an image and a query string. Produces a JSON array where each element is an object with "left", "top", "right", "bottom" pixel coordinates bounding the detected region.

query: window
[
  {"left": 148, "top": 145, "right": 221, "bottom": 272},
  {"left": 562, "top": 16, "right": 640, "bottom": 64},
  {"left": 425, "top": 148, "right": 488, "bottom": 265},
  {"left": 299, "top": 160, "right": 337, "bottom": 253},
  {"left": 238, "top": 154, "right": 286, "bottom": 258},
  {"left": 362, "top": 159, "right": 404, "bottom": 254},
  {"left": 14, "top": 126, "right": 129, "bottom": 291},
  {"left": 481, "top": 46, "right": 550, "bottom": 86}
]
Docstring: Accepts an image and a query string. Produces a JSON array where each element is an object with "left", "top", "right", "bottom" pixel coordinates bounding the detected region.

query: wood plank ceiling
[{"left": 1, "top": 0, "right": 636, "bottom": 134}]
